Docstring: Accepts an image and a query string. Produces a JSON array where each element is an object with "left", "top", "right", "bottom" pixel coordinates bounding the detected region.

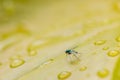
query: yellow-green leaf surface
[{"left": 0, "top": 0, "right": 120, "bottom": 80}]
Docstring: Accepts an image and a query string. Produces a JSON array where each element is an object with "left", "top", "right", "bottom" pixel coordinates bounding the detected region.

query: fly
[{"left": 65, "top": 47, "right": 80, "bottom": 64}]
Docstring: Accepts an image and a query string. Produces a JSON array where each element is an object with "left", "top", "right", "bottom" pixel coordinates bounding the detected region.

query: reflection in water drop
[
  {"left": 10, "top": 58, "right": 25, "bottom": 68},
  {"left": 58, "top": 71, "right": 71, "bottom": 79},
  {"left": 94, "top": 40, "right": 106, "bottom": 45},
  {"left": 107, "top": 50, "right": 119, "bottom": 57},
  {"left": 97, "top": 69, "right": 109, "bottom": 78}
]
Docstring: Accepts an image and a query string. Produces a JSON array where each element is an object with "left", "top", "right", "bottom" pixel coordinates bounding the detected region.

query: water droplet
[
  {"left": 10, "top": 58, "right": 25, "bottom": 68},
  {"left": 94, "top": 40, "right": 106, "bottom": 45},
  {"left": 43, "top": 59, "right": 54, "bottom": 65},
  {"left": 79, "top": 66, "right": 87, "bottom": 71},
  {"left": 107, "top": 50, "right": 119, "bottom": 57},
  {"left": 116, "top": 36, "right": 120, "bottom": 42},
  {"left": 58, "top": 71, "right": 71, "bottom": 79},
  {"left": 97, "top": 69, "right": 109, "bottom": 78},
  {"left": 40, "top": 59, "right": 54, "bottom": 68},
  {"left": 103, "top": 47, "right": 109, "bottom": 50},
  {"left": 28, "top": 50, "right": 37, "bottom": 56}
]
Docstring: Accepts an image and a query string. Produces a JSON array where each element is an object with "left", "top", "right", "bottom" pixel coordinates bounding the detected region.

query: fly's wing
[
  {"left": 72, "top": 52, "right": 80, "bottom": 61},
  {"left": 66, "top": 52, "right": 80, "bottom": 64}
]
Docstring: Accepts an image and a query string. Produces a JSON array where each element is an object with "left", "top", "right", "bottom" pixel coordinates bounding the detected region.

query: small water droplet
[
  {"left": 94, "top": 40, "right": 106, "bottom": 45},
  {"left": 107, "top": 50, "right": 119, "bottom": 57},
  {"left": 103, "top": 47, "right": 109, "bottom": 50},
  {"left": 10, "top": 58, "right": 25, "bottom": 68},
  {"left": 116, "top": 36, "right": 120, "bottom": 42},
  {"left": 28, "top": 50, "right": 37, "bottom": 56},
  {"left": 43, "top": 59, "right": 54, "bottom": 65},
  {"left": 97, "top": 69, "right": 109, "bottom": 78},
  {"left": 79, "top": 66, "right": 87, "bottom": 71},
  {"left": 58, "top": 71, "right": 71, "bottom": 79},
  {"left": 40, "top": 59, "right": 54, "bottom": 68}
]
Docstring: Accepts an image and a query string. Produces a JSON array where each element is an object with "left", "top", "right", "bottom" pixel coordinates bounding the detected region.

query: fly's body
[
  {"left": 65, "top": 49, "right": 78, "bottom": 55},
  {"left": 65, "top": 49, "right": 80, "bottom": 64}
]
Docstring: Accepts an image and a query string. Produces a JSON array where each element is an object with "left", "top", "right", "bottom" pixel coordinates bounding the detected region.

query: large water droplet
[
  {"left": 10, "top": 58, "right": 25, "bottom": 68},
  {"left": 57, "top": 71, "right": 71, "bottom": 79},
  {"left": 94, "top": 40, "right": 106, "bottom": 45},
  {"left": 97, "top": 69, "right": 109, "bottom": 78},
  {"left": 107, "top": 50, "right": 119, "bottom": 57}
]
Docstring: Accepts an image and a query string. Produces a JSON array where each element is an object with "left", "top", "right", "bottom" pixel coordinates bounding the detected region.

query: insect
[{"left": 65, "top": 48, "right": 80, "bottom": 64}]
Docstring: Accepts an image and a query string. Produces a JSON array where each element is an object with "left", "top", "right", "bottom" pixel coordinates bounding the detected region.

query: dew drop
[
  {"left": 79, "top": 66, "right": 87, "bottom": 71},
  {"left": 97, "top": 69, "right": 109, "bottom": 78},
  {"left": 28, "top": 50, "right": 37, "bottom": 56},
  {"left": 116, "top": 36, "right": 120, "bottom": 42},
  {"left": 94, "top": 40, "right": 106, "bottom": 45},
  {"left": 58, "top": 71, "right": 71, "bottom": 79},
  {"left": 107, "top": 50, "right": 119, "bottom": 57},
  {"left": 40, "top": 59, "right": 54, "bottom": 68},
  {"left": 103, "top": 47, "right": 109, "bottom": 50},
  {"left": 10, "top": 58, "right": 25, "bottom": 68},
  {"left": 43, "top": 59, "right": 54, "bottom": 65}
]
